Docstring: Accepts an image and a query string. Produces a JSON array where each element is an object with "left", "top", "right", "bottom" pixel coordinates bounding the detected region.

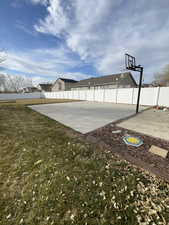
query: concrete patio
[
  {"left": 29, "top": 101, "right": 146, "bottom": 134},
  {"left": 118, "top": 108, "right": 169, "bottom": 141}
]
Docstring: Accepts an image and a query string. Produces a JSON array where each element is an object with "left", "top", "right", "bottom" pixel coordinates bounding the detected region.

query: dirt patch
[{"left": 87, "top": 122, "right": 169, "bottom": 182}]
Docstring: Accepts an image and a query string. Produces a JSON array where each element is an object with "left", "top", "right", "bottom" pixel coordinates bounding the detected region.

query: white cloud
[
  {"left": 33, "top": 0, "right": 169, "bottom": 82},
  {"left": 30, "top": 0, "right": 48, "bottom": 5},
  {"left": 1, "top": 47, "right": 90, "bottom": 82},
  {"left": 34, "top": 0, "right": 69, "bottom": 36}
]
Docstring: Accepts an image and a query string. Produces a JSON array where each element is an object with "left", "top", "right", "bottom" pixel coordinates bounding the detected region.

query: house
[
  {"left": 52, "top": 78, "right": 77, "bottom": 91},
  {"left": 71, "top": 72, "right": 137, "bottom": 90},
  {"left": 38, "top": 83, "right": 53, "bottom": 92}
]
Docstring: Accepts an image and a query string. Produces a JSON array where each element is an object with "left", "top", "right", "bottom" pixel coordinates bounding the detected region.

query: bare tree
[
  {"left": 0, "top": 51, "right": 33, "bottom": 92},
  {"left": 8, "top": 75, "right": 33, "bottom": 92},
  {"left": 0, "top": 49, "right": 7, "bottom": 64},
  {"left": 0, "top": 74, "right": 7, "bottom": 92},
  {"left": 153, "top": 64, "right": 169, "bottom": 86},
  {"left": 0, "top": 50, "right": 7, "bottom": 92},
  {"left": 0, "top": 74, "right": 33, "bottom": 93}
]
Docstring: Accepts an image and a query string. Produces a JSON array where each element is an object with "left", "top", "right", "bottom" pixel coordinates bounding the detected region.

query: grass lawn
[
  {"left": 0, "top": 99, "right": 168, "bottom": 225},
  {"left": 0, "top": 98, "right": 78, "bottom": 106}
]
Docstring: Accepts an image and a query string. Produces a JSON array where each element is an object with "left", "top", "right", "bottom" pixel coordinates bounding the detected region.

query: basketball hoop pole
[
  {"left": 136, "top": 66, "right": 143, "bottom": 113},
  {"left": 125, "top": 53, "right": 144, "bottom": 114}
]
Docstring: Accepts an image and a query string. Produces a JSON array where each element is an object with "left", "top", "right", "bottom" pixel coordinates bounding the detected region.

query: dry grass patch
[
  {"left": 0, "top": 104, "right": 168, "bottom": 225},
  {"left": 0, "top": 98, "right": 78, "bottom": 106}
]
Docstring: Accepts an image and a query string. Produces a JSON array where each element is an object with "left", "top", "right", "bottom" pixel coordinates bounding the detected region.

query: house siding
[
  {"left": 52, "top": 78, "right": 77, "bottom": 91},
  {"left": 52, "top": 79, "right": 65, "bottom": 91}
]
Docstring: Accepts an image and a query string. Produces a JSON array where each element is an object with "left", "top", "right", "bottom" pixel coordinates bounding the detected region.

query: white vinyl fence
[
  {"left": 0, "top": 87, "right": 169, "bottom": 107},
  {"left": 44, "top": 87, "right": 169, "bottom": 107},
  {"left": 0, "top": 92, "right": 43, "bottom": 100}
]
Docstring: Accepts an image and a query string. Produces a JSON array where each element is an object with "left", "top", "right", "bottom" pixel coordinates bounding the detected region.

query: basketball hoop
[{"left": 125, "top": 53, "right": 144, "bottom": 113}]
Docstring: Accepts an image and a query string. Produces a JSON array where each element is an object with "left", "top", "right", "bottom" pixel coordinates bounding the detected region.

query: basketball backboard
[{"left": 125, "top": 53, "right": 136, "bottom": 71}]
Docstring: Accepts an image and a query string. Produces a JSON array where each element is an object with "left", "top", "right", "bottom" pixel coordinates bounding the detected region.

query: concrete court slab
[
  {"left": 29, "top": 101, "right": 146, "bottom": 134},
  {"left": 118, "top": 108, "right": 169, "bottom": 141}
]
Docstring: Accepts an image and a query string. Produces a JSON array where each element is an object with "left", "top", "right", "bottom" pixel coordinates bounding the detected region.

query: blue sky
[{"left": 0, "top": 0, "right": 169, "bottom": 85}]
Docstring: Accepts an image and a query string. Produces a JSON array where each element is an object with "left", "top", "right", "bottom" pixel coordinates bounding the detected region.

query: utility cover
[{"left": 123, "top": 136, "right": 143, "bottom": 147}]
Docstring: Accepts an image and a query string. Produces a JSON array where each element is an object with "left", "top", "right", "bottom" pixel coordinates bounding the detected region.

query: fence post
[
  {"left": 156, "top": 86, "right": 160, "bottom": 106},
  {"left": 93, "top": 88, "right": 95, "bottom": 101},
  {"left": 103, "top": 88, "right": 106, "bottom": 102},
  {"left": 116, "top": 88, "right": 118, "bottom": 104},
  {"left": 131, "top": 88, "right": 134, "bottom": 104}
]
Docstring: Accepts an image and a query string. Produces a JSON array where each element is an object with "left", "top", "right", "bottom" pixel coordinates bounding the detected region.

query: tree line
[{"left": 0, "top": 50, "right": 33, "bottom": 93}]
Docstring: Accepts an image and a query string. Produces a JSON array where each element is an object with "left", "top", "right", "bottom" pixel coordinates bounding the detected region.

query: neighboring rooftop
[
  {"left": 22, "top": 87, "right": 40, "bottom": 93},
  {"left": 71, "top": 72, "right": 137, "bottom": 88},
  {"left": 38, "top": 83, "right": 53, "bottom": 91},
  {"left": 59, "top": 78, "right": 77, "bottom": 83}
]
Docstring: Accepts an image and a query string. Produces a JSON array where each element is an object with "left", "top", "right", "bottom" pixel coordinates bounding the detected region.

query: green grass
[{"left": 0, "top": 100, "right": 169, "bottom": 225}]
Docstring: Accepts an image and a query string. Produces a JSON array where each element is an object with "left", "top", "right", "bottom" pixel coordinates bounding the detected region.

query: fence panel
[
  {"left": 49, "top": 92, "right": 53, "bottom": 98},
  {"left": 94, "top": 90, "right": 104, "bottom": 102},
  {"left": 53, "top": 92, "right": 58, "bottom": 99},
  {"left": 2, "top": 87, "right": 169, "bottom": 107},
  {"left": 116, "top": 88, "right": 133, "bottom": 104},
  {"left": 43, "top": 92, "right": 49, "bottom": 98},
  {"left": 64, "top": 91, "right": 68, "bottom": 99},
  {"left": 86, "top": 90, "right": 95, "bottom": 101},
  {"left": 79, "top": 90, "right": 86, "bottom": 100},
  {"left": 58, "top": 92, "right": 63, "bottom": 99},
  {"left": 44, "top": 92, "right": 57, "bottom": 99},
  {"left": 133, "top": 87, "right": 158, "bottom": 106},
  {"left": 73, "top": 90, "right": 79, "bottom": 99},
  {"left": 55, "top": 92, "right": 60, "bottom": 99},
  {"left": 158, "top": 87, "right": 169, "bottom": 107},
  {"left": 60, "top": 91, "right": 64, "bottom": 98},
  {"left": 62, "top": 91, "right": 66, "bottom": 99},
  {"left": 67, "top": 91, "right": 73, "bottom": 99},
  {"left": 104, "top": 89, "right": 117, "bottom": 103}
]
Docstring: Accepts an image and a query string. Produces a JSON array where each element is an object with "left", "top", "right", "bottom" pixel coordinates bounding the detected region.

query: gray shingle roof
[
  {"left": 71, "top": 72, "right": 137, "bottom": 88},
  {"left": 59, "top": 78, "right": 77, "bottom": 83}
]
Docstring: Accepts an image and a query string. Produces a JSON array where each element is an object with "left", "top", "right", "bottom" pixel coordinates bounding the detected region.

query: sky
[{"left": 0, "top": 0, "right": 169, "bottom": 85}]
